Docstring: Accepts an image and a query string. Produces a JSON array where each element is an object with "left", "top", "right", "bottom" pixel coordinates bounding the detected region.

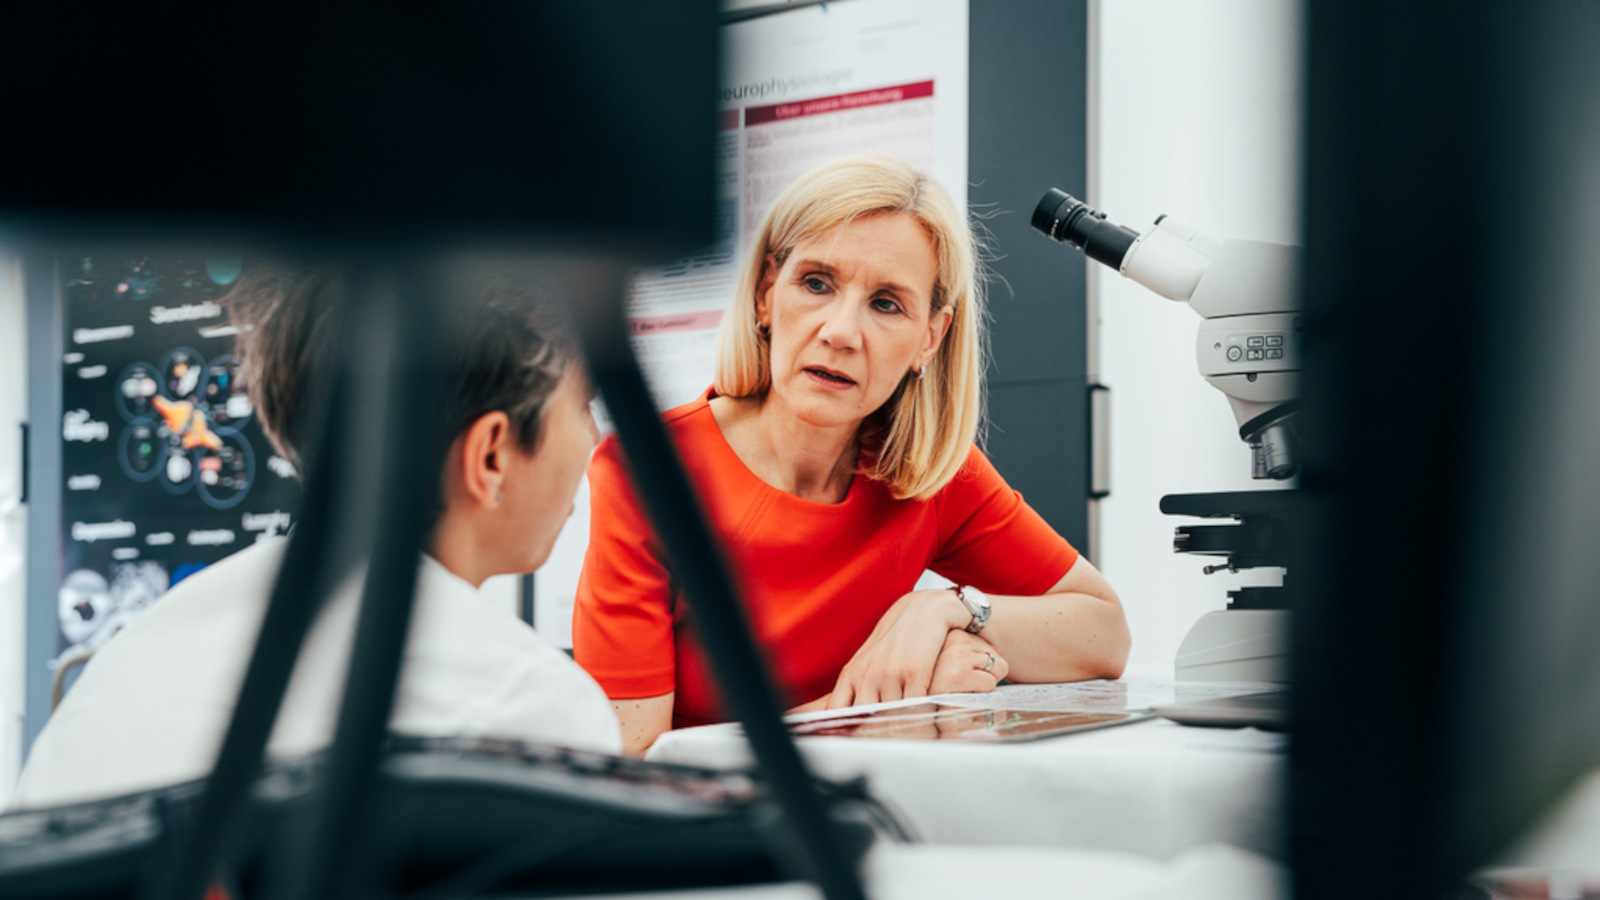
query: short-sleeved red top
[{"left": 572, "top": 390, "right": 1079, "bottom": 729}]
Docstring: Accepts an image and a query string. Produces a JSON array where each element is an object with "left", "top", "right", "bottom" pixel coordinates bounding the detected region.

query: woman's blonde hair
[{"left": 714, "top": 154, "right": 986, "bottom": 501}]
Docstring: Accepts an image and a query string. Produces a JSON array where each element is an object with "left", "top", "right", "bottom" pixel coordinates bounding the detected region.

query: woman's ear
[
  {"left": 921, "top": 305, "right": 954, "bottom": 369},
  {"left": 755, "top": 253, "right": 779, "bottom": 329},
  {"left": 455, "top": 410, "right": 513, "bottom": 509}
]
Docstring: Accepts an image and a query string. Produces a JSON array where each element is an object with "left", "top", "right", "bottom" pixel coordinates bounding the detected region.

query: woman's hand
[
  {"left": 825, "top": 589, "right": 970, "bottom": 709},
  {"left": 927, "top": 630, "right": 1009, "bottom": 695}
]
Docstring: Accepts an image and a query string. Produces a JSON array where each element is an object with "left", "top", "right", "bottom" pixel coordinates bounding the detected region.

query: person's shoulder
[
  {"left": 412, "top": 564, "right": 552, "bottom": 660},
  {"left": 594, "top": 388, "right": 713, "bottom": 453},
  {"left": 944, "top": 444, "right": 1001, "bottom": 488},
  {"left": 175, "top": 538, "right": 287, "bottom": 590},
  {"left": 660, "top": 387, "right": 714, "bottom": 429},
  {"left": 445, "top": 598, "right": 585, "bottom": 678},
  {"left": 405, "top": 570, "right": 622, "bottom": 752},
  {"left": 661, "top": 388, "right": 723, "bottom": 458},
  {"left": 591, "top": 387, "right": 718, "bottom": 478},
  {"left": 928, "top": 444, "right": 1007, "bottom": 510},
  {"left": 9, "top": 541, "right": 287, "bottom": 809},
  {"left": 120, "top": 539, "right": 285, "bottom": 635}
]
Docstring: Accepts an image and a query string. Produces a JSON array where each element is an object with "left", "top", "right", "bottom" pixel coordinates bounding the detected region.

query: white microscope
[{"left": 1033, "top": 189, "right": 1302, "bottom": 682}]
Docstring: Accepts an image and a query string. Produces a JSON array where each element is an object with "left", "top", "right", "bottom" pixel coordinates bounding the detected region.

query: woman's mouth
[{"left": 803, "top": 367, "right": 857, "bottom": 389}]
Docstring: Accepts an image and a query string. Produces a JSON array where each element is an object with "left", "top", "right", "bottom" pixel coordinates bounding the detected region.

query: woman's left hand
[
  {"left": 825, "top": 589, "right": 970, "bottom": 709},
  {"left": 928, "top": 629, "right": 1008, "bottom": 695}
]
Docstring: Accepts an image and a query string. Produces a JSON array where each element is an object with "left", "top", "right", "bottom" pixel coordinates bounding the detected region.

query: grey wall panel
[
  {"left": 969, "top": 0, "right": 1091, "bottom": 552},
  {"left": 23, "top": 255, "right": 61, "bottom": 753},
  {"left": 985, "top": 378, "right": 1090, "bottom": 554}
]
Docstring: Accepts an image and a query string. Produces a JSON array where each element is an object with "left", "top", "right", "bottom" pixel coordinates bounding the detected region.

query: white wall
[
  {"left": 1093, "top": 0, "right": 1304, "bottom": 665},
  {"left": 0, "top": 252, "right": 27, "bottom": 805}
]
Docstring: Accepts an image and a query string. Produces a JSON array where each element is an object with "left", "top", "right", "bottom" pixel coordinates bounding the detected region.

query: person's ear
[
  {"left": 457, "top": 410, "right": 513, "bottom": 509},
  {"left": 755, "top": 253, "right": 779, "bottom": 330},
  {"left": 920, "top": 304, "right": 954, "bottom": 370}
]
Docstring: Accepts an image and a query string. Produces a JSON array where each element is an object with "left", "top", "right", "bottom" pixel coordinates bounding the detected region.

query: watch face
[
  {"left": 960, "top": 586, "right": 991, "bottom": 635},
  {"left": 963, "top": 586, "right": 989, "bottom": 615}
]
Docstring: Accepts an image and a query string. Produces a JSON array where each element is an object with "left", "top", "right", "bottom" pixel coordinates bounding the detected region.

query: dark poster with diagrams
[{"left": 50, "top": 254, "right": 299, "bottom": 677}]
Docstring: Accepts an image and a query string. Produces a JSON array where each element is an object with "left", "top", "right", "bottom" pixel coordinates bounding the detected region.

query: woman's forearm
[
  {"left": 967, "top": 555, "right": 1129, "bottom": 683},
  {"left": 980, "top": 589, "right": 1130, "bottom": 683},
  {"left": 825, "top": 555, "right": 1128, "bottom": 708}
]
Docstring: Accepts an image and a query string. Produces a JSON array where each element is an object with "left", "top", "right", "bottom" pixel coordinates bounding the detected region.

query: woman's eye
[
  {"left": 871, "top": 297, "right": 903, "bottom": 315},
  {"left": 803, "top": 276, "right": 829, "bottom": 293}
]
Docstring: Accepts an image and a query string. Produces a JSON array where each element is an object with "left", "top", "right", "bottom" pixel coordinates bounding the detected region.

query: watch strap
[{"left": 951, "top": 585, "right": 991, "bottom": 635}]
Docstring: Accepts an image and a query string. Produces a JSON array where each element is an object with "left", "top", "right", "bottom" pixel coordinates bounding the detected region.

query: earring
[
  {"left": 495, "top": 489, "right": 504, "bottom": 504},
  {"left": 916, "top": 365, "right": 926, "bottom": 380}
]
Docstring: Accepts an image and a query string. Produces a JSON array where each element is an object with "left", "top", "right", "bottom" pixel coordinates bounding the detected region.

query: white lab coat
[{"left": 10, "top": 539, "right": 621, "bottom": 809}]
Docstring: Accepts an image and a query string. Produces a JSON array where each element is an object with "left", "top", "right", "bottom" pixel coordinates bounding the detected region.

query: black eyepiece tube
[{"left": 1030, "top": 188, "right": 1141, "bottom": 270}]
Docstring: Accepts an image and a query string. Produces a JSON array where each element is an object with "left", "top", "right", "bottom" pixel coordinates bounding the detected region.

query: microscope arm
[{"left": 1032, "top": 189, "right": 1302, "bottom": 478}]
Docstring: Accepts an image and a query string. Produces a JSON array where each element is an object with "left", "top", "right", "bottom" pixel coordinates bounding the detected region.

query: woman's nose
[{"left": 818, "top": 299, "right": 863, "bottom": 350}]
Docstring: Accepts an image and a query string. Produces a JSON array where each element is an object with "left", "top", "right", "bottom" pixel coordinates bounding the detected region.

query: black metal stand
[
  {"left": 270, "top": 265, "right": 454, "bottom": 900},
  {"left": 161, "top": 290, "right": 356, "bottom": 900},
  {"left": 161, "top": 262, "right": 455, "bottom": 900},
  {"left": 159, "top": 258, "right": 867, "bottom": 900},
  {"left": 1161, "top": 489, "right": 1304, "bottom": 610},
  {"left": 566, "top": 261, "right": 868, "bottom": 900}
]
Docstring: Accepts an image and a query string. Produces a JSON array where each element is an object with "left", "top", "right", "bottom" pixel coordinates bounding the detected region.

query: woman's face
[
  {"left": 758, "top": 212, "right": 950, "bottom": 432},
  {"left": 495, "top": 370, "right": 599, "bottom": 573}
]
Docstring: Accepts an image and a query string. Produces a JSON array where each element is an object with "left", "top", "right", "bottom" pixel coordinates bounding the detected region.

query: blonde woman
[{"left": 575, "top": 155, "right": 1130, "bottom": 754}]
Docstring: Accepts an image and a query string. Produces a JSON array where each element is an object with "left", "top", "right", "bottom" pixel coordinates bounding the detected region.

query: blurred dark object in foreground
[
  {"left": 4, "top": 5, "right": 873, "bottom": 900},
  {"left": 1294, "top": 2, "right": 1600, "bottom": 898},
  {"left": 0, "top": 6, "right": 716, "bottom": 248},
  {"left": 0, "top": 736, "right": 896, "bottom": 900}
]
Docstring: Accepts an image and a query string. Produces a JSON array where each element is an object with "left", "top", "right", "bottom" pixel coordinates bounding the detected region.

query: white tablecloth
[
  {"left": 647, "top": 664, "right": 1287, "bottom": 861},
  {"left": 564, "top": 842, "right": 1288, "bottom": 900}
]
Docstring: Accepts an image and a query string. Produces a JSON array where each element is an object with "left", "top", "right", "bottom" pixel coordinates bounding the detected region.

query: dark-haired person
[
  {"left": 576, "top": 155, "right": 1130, "bottom": 755},
  {"left": 10, "top": 269, "right": 619, "bottom": 809}
]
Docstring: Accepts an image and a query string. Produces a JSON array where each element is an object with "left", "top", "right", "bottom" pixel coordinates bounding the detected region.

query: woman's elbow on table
[
  {"left": 1049, "top": 557, "right": 1132, "bottom": 681},
  {"left": 1090, "top": 597, "right": 1132, "bottom": 681},
  {"left": 1078, "top": 579, "right": 1131, "bottom": 681},
  {"left": 612, "top": 693, "right": 674, "bottom": 757}
]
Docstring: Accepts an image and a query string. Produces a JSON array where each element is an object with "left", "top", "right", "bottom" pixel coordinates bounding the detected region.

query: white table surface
[
  {"left": 647, "top": 664, "right": 1287, "bottom": 862},
  {"left": 557, "top": 842, "right": 1288, "bottom": 900}
]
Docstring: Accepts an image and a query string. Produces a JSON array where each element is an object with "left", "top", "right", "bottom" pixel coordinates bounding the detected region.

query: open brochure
[
  {"left": 790, "top": 702, "right": 1150, "bottom": 742},
  {"left": 785, "top": 679, "right": 1284, "bottom": 743}
]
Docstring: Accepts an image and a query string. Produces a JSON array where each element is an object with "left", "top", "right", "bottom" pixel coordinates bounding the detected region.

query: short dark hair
[{"left": 225, "top": 264, "right": 581, "bottom": 472}]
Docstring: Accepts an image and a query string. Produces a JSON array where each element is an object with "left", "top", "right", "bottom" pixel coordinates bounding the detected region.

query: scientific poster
[
  {"left": 535, "top": 0, "right": 969, "bottom": 645},
  {"left": 628, "top": 0, "right": 969, "bottom": 412},
  {"left": 52, "top": 255, "right": 300, "bottom": 671}
]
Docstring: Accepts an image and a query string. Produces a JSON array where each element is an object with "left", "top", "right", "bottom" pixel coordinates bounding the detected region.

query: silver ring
[{"left": 983, "top": 652, "right": 995, "bottom": 673}]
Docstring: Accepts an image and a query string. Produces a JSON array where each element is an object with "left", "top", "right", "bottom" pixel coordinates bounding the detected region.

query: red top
[{"left": 572, "top": 390, "right": 1079, "bottom": 728}]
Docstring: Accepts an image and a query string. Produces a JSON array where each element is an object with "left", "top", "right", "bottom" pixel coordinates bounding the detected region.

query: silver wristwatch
[{"left": 951, "top": 585, "right": 991, "bottom": 635}]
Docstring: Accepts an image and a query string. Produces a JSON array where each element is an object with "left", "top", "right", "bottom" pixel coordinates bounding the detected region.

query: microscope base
[{"left": 1175, "top": 609, "right": 1290, "bottom": 683}]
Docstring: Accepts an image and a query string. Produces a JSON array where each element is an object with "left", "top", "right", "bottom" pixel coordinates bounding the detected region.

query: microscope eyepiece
[
  {"left": 1030, "top": 188, "right": 1093, "bottom": 244},
  {"left": 1031, "top": 188, "right": 1141, "bottom": 270}
]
